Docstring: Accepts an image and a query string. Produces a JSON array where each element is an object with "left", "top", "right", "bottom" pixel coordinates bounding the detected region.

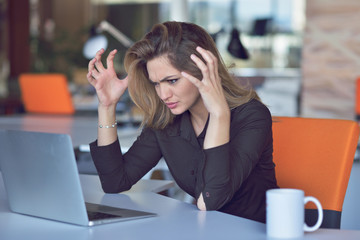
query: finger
[
  {"left": 196, "top": 47, "right": 218, "bottom": 82},
  {"left": 90, "top": 69, "right": 100, "bottom": 79},
  {"left": 196, "top": 47, "right": 222, "bottom": 91},
  {"left": 196, "top": 46, "right": 216, "bottom": 62},
  {"left": 87, "top": 71, "right": 95, "bottom": 85},
  {"left": 106, "top": 49, "right": 117, "bottom": 69},
  {"left": 181, "top": 71, "right": 202, "bottom": 88},
  {"left": 94, "top": 48, "right": 106, "bottom": 72},
  {"left": 197, "top": 46, "right": 217, "bottom": 63},
  {"left": 196, "top": 47, "right": 218, "bottom": 72},
  {"left": 88, "top": 57, "right": 101, "bottom": 78},
  {"left": 88, "top": 58, "right": 97, "bottom": 72},
  {"left": 190, "top": 54, "right": 210, "bottom": 81}
]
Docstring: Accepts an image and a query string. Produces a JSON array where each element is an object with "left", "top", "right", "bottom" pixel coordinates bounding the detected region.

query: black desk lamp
[
  {"left": 227, "top": 0, "right": 249, "bottom": 60},
  {"left": 227, "top": 28, "right": 249, "bottom": 60}
]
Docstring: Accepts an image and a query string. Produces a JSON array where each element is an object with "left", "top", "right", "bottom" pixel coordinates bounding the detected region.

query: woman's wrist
[
  {"left": 210, "top": 107, "right": 230, "bottom": 121},
  {"left": 97, "top": 104, "right": 118, "bottom": 146},
  {"left": 204, "top": 109, "right": 230, "bottom": 149},
  {"left": 98, "top": 102, "right": 117, "bottom": 112},
  {"left": 98, "top": 104, "right": 117, "bottom": 125}
]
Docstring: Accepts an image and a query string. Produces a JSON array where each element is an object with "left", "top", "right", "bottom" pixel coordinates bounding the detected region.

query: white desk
[
  {"left": 1, "top": 115, "right": 360, "bottom": 238},
  {"left": 1, "top": 174, "right": 360, "bottom": 240}
]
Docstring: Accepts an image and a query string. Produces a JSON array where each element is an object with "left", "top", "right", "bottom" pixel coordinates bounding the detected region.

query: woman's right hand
[{"left": 87, "top": 48, "right": 129, "bottom": 109}]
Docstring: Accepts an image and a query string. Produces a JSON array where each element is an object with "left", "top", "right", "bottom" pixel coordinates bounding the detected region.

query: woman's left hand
[
  {"left": 181, "top": 46, "right": 229, "bottom": 117},
  {"left": 182, "top": 47, "right": 231, "bottom": 210}
]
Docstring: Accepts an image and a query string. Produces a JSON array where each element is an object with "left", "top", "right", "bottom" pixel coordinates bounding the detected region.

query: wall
[{"left": 301, "top": 0, "right": 360, "bottom": 120}]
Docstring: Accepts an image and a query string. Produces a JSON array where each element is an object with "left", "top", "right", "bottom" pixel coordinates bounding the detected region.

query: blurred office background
[
  {"left": 1, "top": 0, "right": 360, "bottom": 230},
  {"left": 0, "top": 0, "right": 360, "bottom": 119}
]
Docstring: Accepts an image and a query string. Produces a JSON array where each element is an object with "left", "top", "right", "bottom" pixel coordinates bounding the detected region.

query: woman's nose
[{"left": 158, "top": 84, "right": 172, "bottom": 101}]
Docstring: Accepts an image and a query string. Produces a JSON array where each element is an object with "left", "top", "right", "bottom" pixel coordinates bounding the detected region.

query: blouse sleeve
[
  {"left": 198, "top": 101, "right": 273, "bottom": 210},
  {"left": 89, "top": 127, "right": 162, "bottom": 193}
]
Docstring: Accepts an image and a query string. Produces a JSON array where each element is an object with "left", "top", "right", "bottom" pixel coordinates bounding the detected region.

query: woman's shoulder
[
  {"left": 231, "top": 98, "right": 272, "bottom": 123},
  {"left": 232, "top": 98, "right": 270, "bottom": 114}
]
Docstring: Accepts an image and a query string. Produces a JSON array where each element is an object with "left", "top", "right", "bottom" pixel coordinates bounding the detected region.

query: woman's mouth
[{"left": 166, "top": 102, "right": 178, "bottom": 109}]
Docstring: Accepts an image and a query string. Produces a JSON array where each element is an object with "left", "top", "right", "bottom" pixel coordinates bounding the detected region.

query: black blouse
[{"left": 90, "top": 99, "right": 278, "bottom": 223}]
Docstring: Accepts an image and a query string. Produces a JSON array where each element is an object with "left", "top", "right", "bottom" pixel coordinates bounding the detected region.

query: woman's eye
[{"left": 168, "top": 79, "right": 178, "bottom": 84}]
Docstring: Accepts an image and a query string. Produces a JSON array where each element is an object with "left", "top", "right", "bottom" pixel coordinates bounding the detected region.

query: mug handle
[{"left": 303, "top": 196, "right": 323, "bottom": 232}]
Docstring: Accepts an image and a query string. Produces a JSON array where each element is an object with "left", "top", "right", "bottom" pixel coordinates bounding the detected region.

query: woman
[{"left": 87, "top": 21, "right": 278, "bottom": 223}]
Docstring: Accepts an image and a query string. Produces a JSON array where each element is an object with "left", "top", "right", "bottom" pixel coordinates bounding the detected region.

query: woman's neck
[{"left": 189, "top": 99, "right": 209, "bottom": 137}]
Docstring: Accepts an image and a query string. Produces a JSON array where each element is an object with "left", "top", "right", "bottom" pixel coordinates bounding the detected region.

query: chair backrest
[
  {"left": 272, "top": 116, "right": 359, "bottom": 228},
  {"left": 19, "top": 73, "right": 75, "bottom": 114}
]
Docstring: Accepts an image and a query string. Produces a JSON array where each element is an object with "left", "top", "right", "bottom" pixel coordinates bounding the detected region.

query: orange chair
[
  {"left": 19, "top": 74, "right": 75, "bottom": 114},
  {"left": 272, "top": 116, "right": 359, "bottom": 228}
]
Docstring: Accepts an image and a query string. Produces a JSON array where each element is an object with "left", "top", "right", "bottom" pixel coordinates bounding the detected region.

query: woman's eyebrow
[
  {"left": 149, "top": 75, "right": 178, "bottom": 83},
  {"left": 160, "top": 75, "right": 178, "bottom": 82}
]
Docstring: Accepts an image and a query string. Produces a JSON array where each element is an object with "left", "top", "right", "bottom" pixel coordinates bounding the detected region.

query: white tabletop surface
[
  {"left": 1, "top": 115, "right": 360, "bottom": 238},
  {"left": 1, "top": 174, "right": 360, "bottom": 240}
]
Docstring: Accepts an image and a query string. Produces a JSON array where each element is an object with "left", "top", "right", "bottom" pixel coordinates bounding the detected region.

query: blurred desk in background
[
  {"left": 0, "top": 114, "right": 99, "bottom": 147},
  {"left": 232, "top": 68, "right": 301, "bottom": 117},
  {"left": 0, "top": 114, "right": 140, "bottom": 147}
]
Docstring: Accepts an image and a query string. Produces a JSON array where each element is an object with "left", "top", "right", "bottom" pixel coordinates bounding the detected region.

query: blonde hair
[{"left": 124, "top": 21, "right": 259, "bottom": 130}]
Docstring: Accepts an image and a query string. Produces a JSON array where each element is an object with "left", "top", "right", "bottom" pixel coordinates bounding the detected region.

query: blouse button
[{"left": 205, "top": 192, "right": 210, "bottom": 197}]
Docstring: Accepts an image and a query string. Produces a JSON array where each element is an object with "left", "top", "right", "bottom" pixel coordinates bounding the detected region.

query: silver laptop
[{"left": 0, "top": 129, "right": 156, "bottom": 226}]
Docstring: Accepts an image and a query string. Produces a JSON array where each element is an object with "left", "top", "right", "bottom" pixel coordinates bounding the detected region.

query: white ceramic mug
[{"left": 266, "top": 188, "right": 323, "bottom": 238}]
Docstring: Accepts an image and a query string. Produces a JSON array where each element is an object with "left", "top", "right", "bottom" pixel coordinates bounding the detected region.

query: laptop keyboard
[{"left": 87, "top": 211, "right": 122, "bottom": 221}]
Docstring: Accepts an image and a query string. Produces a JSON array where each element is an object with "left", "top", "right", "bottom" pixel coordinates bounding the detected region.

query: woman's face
[{"left": 147, "top": 56, "right": 201, "bottom": 115}]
